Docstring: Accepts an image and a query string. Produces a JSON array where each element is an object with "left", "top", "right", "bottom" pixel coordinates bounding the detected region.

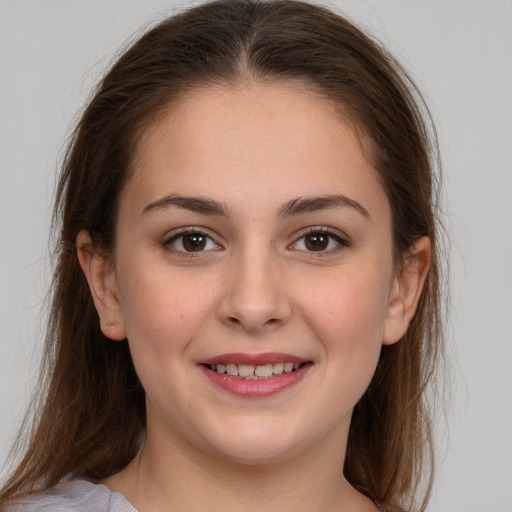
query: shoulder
[{"left": 3, "top": 480, "right": 137, "bottom": 512}]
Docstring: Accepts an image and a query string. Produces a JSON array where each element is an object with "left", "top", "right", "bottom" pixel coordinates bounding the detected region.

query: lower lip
[{"left": 200, "top": 364, "right": 311, "bottom": 398}]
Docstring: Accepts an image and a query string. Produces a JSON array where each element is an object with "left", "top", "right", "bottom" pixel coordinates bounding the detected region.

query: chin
[
  {"left": 213, "top": 441, "right": 300, "bottom": 466},
  {"left": 199, "top": 418, "right": 317, "bottom": 466}
]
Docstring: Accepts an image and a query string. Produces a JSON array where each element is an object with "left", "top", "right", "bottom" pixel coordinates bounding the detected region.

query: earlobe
[
  {"left": 76, "top": 230, "right": 127, "bottom": 341},
  {"left": 382, "top": 236, "right": 431, "bottom": 345}
]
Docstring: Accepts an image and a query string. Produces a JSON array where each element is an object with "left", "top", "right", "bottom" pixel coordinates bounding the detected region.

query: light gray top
[
  {"left": 5, "top": 479, "right": 385, "bottom": 511},
  {"left": 5, "top": 480, "right": 137, "bottom": 512}
]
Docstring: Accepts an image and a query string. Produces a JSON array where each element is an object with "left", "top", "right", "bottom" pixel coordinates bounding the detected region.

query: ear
[
  {"left": 382, "top": 236, "right": 431, "bottom": 345},
  {"left": 76, "top": 230, "right": 127, "bottom": 341}
]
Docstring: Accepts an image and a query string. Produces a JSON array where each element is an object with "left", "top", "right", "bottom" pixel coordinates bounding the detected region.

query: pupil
[
  {"left": 183, "top": 234, "right": 206, "bottom": 251},
  {"left": 306, "top": 233, "right": 328, "bottom": 251}
]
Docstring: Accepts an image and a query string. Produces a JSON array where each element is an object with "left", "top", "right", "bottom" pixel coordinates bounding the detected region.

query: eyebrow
[
  {"left": 141, "top": 194, "right": 230, "bottom": 218},
  {"left": 278, "top": 194, "right": 370, "bottom": 219},
  {"left": 140, "top": 193, "right": 369, "bottom": 220}
]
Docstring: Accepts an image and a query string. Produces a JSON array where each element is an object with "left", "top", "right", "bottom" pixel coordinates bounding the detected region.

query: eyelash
[
  {"left": 291, "top": 227, "right": 350, "bottom": 255},
  {"left": 163, "top": 228, "right": 221, "bottom": 257},
  {"left": 162, "top": 227, "right": 350, "bottom": 257}
]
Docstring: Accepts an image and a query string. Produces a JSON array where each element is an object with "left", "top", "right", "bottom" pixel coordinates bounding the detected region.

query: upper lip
[{"left": 201, "top": 352, "right": 309, "bottom": 366}]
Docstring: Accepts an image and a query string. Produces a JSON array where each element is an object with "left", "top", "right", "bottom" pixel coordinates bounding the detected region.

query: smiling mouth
[{"left": 204, "top": 362, "right": 307, "bottom": 379}]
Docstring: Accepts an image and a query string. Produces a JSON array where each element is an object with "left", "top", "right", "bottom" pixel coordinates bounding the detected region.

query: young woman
[{"left": 0, "top": 1, "right": 445, "bottom": 511}]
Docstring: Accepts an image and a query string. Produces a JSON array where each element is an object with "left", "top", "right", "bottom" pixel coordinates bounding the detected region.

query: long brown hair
[{"left": 0, "top": 1, "right": 445, "bottom": 510}]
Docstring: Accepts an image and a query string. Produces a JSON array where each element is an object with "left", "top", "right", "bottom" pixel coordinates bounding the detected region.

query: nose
[{"left": 217, "top": 248, "right": 292, "bottom": 334}]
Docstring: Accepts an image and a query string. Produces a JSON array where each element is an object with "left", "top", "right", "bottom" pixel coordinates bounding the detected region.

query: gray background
[{"left": 1, "top": 1, "right": 511, "bottom": 510}]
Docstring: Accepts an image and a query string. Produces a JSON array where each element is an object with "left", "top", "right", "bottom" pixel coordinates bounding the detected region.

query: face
[{"left": 82, "top": 82, "right": 422, "bottom": 466}]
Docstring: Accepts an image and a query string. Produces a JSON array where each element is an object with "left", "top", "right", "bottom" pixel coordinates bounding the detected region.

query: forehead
[{"left": 123, "top": 81, "right": 388, "bottom": 218}]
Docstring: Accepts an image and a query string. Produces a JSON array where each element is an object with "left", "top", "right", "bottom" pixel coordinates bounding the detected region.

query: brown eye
[
  {"left": 182, "top": 233, "right": 207, "bottom": 252},
  {"left": 304, "top": 233, "right": 329, "bottom": 251},
  {"left": 167, "top": 231, "right": 219, "bottom": 253},
  {"left": 292, "top": 229, "right": 349, "bottom": 253}
]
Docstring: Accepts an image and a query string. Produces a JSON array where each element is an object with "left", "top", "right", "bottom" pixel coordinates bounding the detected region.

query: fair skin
[{"left": 78, "top": 82, "right": 430, "bottom": 512}]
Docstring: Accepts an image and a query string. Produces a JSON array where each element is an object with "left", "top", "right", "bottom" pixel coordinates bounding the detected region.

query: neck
[{"left": 103, "top": 425, "right": 376, "bottom": 512}]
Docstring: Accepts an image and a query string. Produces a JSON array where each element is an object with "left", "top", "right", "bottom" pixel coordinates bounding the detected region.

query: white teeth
[
  {"left": 226, "top": 363, "right": 238, "bottom": 376},
  {"left": 273, "top": 362, "right": 284, "bottom": 375},
  {"left": 255, "top": 364, "right": 273, "bottom": 377},
  {"left": 210, "top": 362, "right": 302, "bottom": 378},
  {"left": 238, "top": 364, "right": 254, "bottom": 377}
]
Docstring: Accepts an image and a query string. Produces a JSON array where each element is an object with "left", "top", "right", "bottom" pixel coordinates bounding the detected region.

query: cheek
[
  {"left": 300, "top": 267, "right": 391, "bottom": 342},
  {"left": 115, "top": 264, "right": 223, "bottom": 418},
  {"left": 295, "top": 265, "right": 391, "bottom": 388},
  {"left": 116, "top": 262, "right": 219, "bottom": 358}
]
